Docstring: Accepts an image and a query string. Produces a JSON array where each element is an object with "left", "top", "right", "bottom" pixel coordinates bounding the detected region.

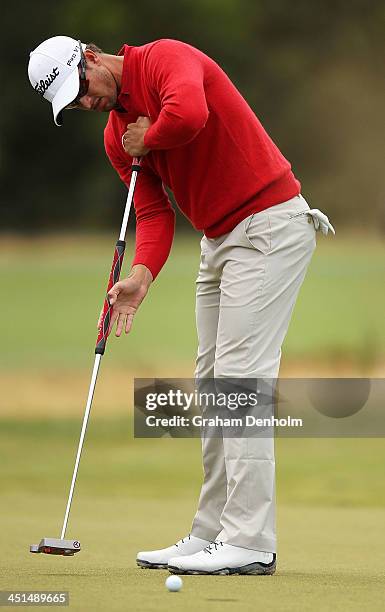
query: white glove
[{"left": 307, "top": 209, "right": 336, "bottom": 236}]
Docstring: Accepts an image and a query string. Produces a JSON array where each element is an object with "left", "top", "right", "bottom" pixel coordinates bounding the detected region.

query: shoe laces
[
  {"left": 174, "top": 534, "right": 191, "bottom": 548},
  {"left": 204, "top": 540, "right": 224, "bottom": 554}
]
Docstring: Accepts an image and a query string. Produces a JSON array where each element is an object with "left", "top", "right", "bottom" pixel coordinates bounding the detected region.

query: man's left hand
[{"left": 122, "top": 116, "right": 151, "bottom": 156}]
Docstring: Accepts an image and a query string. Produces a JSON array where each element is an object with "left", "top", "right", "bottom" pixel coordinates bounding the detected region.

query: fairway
[
  {"left": 1, "top": 421, "right": 385, "bottom": 611},
  {"left": 1, "top": 232, "right": 385, "bottom": 419},
  {"left": 1, "top": 232, "right": 384, "bottom": 375}
]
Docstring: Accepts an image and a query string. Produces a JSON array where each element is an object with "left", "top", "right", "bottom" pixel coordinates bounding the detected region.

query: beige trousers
[{"left": 191, "top": 194, "right": 316, "bottom": 552}]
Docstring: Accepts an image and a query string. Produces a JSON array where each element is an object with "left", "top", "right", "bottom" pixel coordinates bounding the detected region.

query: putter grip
[{"left": 95, "top": 240, "right": 126, "bottom": 355}]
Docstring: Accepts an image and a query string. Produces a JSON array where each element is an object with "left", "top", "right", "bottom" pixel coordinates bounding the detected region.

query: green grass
[
  {"left": 1, "top": 233, "right": 385, "bottom": 609},
  {"left": 1, "top": 420, "right": 385, "bottom": 611},
  {"left": 1, "top": 419, "right": 385, "bottom": 507},
  {"left": 1, "top": 232, "right": 384, "bottom": 373}
]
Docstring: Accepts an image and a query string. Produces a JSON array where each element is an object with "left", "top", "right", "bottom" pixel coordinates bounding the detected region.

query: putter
[{"left": 30, "top": 158, "right": 141, "bottom": 556}]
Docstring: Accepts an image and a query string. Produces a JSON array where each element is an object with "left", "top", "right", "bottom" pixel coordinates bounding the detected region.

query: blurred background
[
  {"left": 1, "top": 2, "right": 384, "bottom": 609},
  {"left": 2, "top": 0, "right": 385, "bottom": 231},
  {"left": 1, "top": 0, "right": 384, "bottom": 384}
]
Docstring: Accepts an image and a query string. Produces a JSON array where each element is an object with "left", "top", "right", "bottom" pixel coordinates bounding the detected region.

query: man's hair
[{"left": 85, "top": 42, "right": 103, "bottom": 54}]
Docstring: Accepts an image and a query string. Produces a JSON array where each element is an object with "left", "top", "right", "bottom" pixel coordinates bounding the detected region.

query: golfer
[{"left": 28, "top": 36, "right": 334, "bottom": 575}]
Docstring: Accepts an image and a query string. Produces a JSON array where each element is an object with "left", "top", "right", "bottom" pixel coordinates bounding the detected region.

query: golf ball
[{"left": 165, "top": 575, "right": 183, "bottom": 592}]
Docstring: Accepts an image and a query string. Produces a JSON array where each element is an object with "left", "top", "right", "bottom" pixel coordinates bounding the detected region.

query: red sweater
[{"left": 104, "top": 39, "right": 300, "bottom": 279}]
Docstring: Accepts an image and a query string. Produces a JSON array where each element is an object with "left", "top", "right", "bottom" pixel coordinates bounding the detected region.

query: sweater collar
[{"left": 117, "top": 44, "right": 132, "bottom": 100}]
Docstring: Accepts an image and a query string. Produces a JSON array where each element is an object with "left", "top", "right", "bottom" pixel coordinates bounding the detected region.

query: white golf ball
[{"left": 165, "top": 575, "right": 183, "bottom": 592}]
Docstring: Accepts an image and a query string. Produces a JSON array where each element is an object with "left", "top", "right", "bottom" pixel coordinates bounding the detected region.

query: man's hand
[
  {"left": 122, "top": 116, "right": 151, "bottom": 157},
  {"left": 97, "top": 264, "right": 153, "bottom": 336}
]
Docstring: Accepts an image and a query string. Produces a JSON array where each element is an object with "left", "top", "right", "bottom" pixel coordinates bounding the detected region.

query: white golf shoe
[
  {"left": 168, "top": 541, "right": 276, "bottom": 575},
  {"left": 136, "top": 534, "right": 211, "bottom": 569}
]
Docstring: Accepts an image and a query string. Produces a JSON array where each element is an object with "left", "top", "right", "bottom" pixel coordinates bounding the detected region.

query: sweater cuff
[{"left": 131, "top": 256, "right": 162, "bottom": 281}]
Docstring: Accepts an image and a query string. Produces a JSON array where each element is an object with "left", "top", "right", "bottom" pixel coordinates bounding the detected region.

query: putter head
[{"left": 29, "top": 538, "right": 81, "bottom": 556}]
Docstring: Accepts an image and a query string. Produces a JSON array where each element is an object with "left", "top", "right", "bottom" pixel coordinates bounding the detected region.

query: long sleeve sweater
[{"left": 104, "top": 39, "right": 300, "bottom": 279}]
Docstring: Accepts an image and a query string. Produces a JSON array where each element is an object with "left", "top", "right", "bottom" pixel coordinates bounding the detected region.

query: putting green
[
  {"left": 1, "top": 497, "right": 384, "bottom": 611},
  {"left": 1, "top": 420, "right": 384, "bottom": 610},
  {"left": 1, "top": 233, "right": 384, "bottom": 609}
]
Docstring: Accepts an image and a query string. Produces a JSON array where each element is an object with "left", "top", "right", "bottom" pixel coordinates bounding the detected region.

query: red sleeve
[
  {"left": 143, "top": 40, "right": 209, "bottom": 150},
  {"left": 104, "top": 124, "right": 175, "bottom": 280}
]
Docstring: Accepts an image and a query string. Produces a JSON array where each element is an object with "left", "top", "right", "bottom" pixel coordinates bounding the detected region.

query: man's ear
[{"left": 84, "top": 49, "right": 101, "bottom": 65}]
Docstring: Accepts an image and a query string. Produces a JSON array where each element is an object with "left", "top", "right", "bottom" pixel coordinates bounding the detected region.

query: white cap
[{"left": 28, "top": 36, "right": 86, "bottom": 126}]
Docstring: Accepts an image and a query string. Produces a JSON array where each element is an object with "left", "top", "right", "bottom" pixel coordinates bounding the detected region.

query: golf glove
[{"left": 307, "top": 209, "right": 336, "bottom": 235}]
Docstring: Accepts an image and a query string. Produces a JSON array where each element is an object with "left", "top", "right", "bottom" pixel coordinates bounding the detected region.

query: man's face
[{"left": 70, "top": 51, "right": 118, "bottom": 113}]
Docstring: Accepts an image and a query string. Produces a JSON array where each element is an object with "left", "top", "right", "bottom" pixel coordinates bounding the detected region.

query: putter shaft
[
  {"left": 59, "top": 160, "right": 141, "bottom": 541},
  {"left": 60, "top": 354, "right": 102, "bottom": 539}
]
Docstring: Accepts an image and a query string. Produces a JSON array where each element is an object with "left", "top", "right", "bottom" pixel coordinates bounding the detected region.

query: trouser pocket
[{"left": 243, "top": 211, "right": 271, "bottom": 254}]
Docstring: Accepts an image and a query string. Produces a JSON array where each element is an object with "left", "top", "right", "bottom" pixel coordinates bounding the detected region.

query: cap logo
[
  {"left": 67, "top": 44, "right": 80, "bottom": 67},
  {"left": 34, "top": 66, "right": 60, "bottom": 97}
]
